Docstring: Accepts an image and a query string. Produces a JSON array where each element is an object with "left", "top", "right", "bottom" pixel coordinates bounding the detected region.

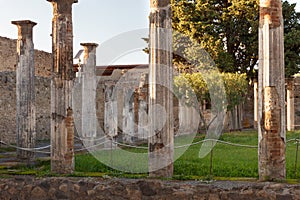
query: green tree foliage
[
  {"left": 174, "top": 72, "right": 248, "bottom": 111},
  {"left": 283, "top": 1, "right": 300, "bottom": 77},
  {"left": 174, "top": 71, "right": 248, "bottom": 130},
  {"left": 172, "top": 0, "right": 300, "bottom": 77}
]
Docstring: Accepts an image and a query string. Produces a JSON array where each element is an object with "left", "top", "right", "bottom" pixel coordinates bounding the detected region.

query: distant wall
[
  {"left": 0, "top": 72, "right": 51, "bottom": 143},
  {"left": 0, "top": 36, "right": 52, "bottom": 77},
  {"left": 0, "top": 36, "right": 52, "bottom": 143}
]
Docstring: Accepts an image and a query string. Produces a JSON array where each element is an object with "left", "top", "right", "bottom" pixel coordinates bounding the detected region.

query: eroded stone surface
[
  {"left": 48, "top": 0, "right": 77, "bottom": 174},
  {"left": 12, "top": 20, "right": 37, "bottom": 162},
  {"left": 0, "top": 178, "right": 298, "bottom": 200},
  {"left": 258, "top": 0, "right": 286, "bottom": 181}
]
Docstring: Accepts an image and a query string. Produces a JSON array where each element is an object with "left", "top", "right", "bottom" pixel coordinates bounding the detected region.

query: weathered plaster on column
[
  {"left": 80, "top": 43, "right": 98, "bottom": 144},
  {"left": 258, "top": 0, "right": 286, "bottom": 181},
  {"left": 148, "top": 0, "right": 174, "bottom": 177},
  {"left": 287, "top": 79, "right": 295, "bottom": 131},
  {"left": 254, "top": 79, "right": 258, "bottom": 129},
  {"left": 48, "top": 0, "right": 77, "bottom": 174},
  {"left": 12, "top": 20, "right": 37, "bottom": 163}
]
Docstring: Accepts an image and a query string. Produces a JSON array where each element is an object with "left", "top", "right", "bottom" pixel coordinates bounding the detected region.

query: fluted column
[
  {"left": 80, "top": 43, "right": 98, "bottom": 145},
  {"left": 148, "top": 0, "right": 174, "bottom": 177},
  {"left": 254, "top": 79, "right": 258, "bottom": 129},
  {"left": 258, "top": 0, "right": 286, "bottom": 181},
  {"left": 12, "top": 20, "right": 37, "bottom": 163},
  {"left": 47, "top": 0, "right": 78, "bottom": 174},
  {"left": 287, "top": 79, "right": 295, "bottom": 131}
]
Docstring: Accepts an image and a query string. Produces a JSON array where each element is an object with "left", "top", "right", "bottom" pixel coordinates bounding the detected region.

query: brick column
[
  {"left": 12, "top": 20, "right": 37, "bottom": 163},
  {"left": 80, "top": 43, "right": 98, "bottom": 145},
  {"left": 258, "top": 0, "right": 286, "bottom": 181},
  {"left": 148, "top": 0, "right": 174, "bottom": 177},
  {"left": 287, "top": 79, "right": 295, "bottom": 131},
  {"left": 48, "top": 0, "right": 77, "bottom": 174}
]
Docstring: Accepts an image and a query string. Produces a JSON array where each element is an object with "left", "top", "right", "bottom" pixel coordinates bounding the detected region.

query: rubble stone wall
[
  {"left": 0, "top": 36, "right": 52, "bottom": 77},
  {"left": 0, "top": 177, "right": 299, "bottom": 200},
  {"left": 0, "top": 36, "right": 52, "bottom": 143},
  {"left": 0, "top": 71, "right": 51, "bottom": 143}
]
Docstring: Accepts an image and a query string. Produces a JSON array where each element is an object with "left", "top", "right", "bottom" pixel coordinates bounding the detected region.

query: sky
[{"left": 0, "top": 0, "right": 299, "bottom": 65}]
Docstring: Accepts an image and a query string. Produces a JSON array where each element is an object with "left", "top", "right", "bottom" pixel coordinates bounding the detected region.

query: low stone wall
[{"left": 0, "top": 177, "right": 299, "bottom": 200}]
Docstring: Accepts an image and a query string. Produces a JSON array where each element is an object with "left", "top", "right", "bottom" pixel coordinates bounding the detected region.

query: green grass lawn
[
  {"left": 1, "top": 130, "right": 300, "bottom": 181},
  {"left": 75, "top": 130, "right": 300, "bottom": 180}
]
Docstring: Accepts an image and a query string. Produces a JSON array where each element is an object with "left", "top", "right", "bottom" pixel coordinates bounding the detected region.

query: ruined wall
[
  {"left": 0, "top": 71, "right": 51, "bottom": 143},
  {"left": 0, "top": 36, "right": 51, "bottom": 77},
  {"left": 0, "top": 177, "right": 299, "bottom": 200},
  {"left": 0, "top": 36, "right": 52, "bottom": 143}
]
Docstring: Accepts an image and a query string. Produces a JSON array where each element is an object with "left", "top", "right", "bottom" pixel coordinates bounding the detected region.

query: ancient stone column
[
  {"left": 254, "top": 79, "right": 258, "bottom": 129},
  {"left": 80, "top": 43, "right": 98, "bottom": 145},
  {"left": 123, "top": 89, "right": 135, "bottom": 143},
  {"left": 48, "top": 0, "right": 77, "bottom": 174},
  {"left": 258, "top": 0, "right": 286, "bottom": 181},
  {"left": 12, "top": 20, "right": 37, "bottom": 163},
  {"left": 148, "top": 0, "right": 174, "bottom": 177},
  {"left": 287, "top": 79, "right": 295, "bottom": 131},
  {"left": 104, "top": 82, "right": 118, "bottom": 147}
]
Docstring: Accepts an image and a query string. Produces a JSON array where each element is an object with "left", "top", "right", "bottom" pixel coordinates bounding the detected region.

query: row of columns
[
  {"left": 13, "top": 0, "right": 174, "bottom": 177},
  {"left": 12, "top": 0, "right": 286, "bottom": 180}
]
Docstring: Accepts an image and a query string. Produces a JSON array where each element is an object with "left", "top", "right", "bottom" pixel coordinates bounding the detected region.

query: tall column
[
  {"left": 287, "top": 79, "right": 295, "bottom": 131},
  {"left": 254, "top": 79, "right": 258, "bottom": 129},
  {"left": 148, "top": 0, "right": 174, "bottom": 177},
  {"left": 12, "top": 20, "right": 37, "bottom": 163},
  {"left": 258, "top": 0, "right": 286, "bottom": 181},
  {"left": 104, "top": 82, "right": 118, "bottom": 148},
  {"left": 48, "top": 0, "right": 77, "bottom": 174},
  {"left": 80, "top": 43, "right": 98, "bottom": 145}
]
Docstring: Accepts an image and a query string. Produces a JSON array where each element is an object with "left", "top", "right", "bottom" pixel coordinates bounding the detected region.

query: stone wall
[
  {"left": 0, "top": 71, "right": 51, "bottom": 143},
  {"left": 0, "top": 36, "right": 52, "bottom": 143},
  {"left": 0, "top": 177, "right": 299, "bottom": 200},
  {"left": 0, "top": 36, "right": 52, "bottom": 77}
]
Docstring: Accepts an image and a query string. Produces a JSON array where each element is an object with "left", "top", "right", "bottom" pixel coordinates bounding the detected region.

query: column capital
[
  {"left": 150, "top": 0, "right": 170, "bottom": 9},
  {"left": 80, "top": 43, "right": 99, "bottom": 53},
  {"left": 47, "top": 0, "right": 78, "bottom": 3},
  {"left": 12, "top": 20, "right": 37, "bottom": 37},
  {"left": 47, "top": 0, "right": 78, "bottom": 14},
  {"left": 80, "top": 43, "right": 99, "bottom": 48},
  {"left": 12, "top": 20, "right": 37, "bottom": 27}
]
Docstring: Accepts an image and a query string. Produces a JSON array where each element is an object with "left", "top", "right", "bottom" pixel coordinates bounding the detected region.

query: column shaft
[
  {"left": 287, "top": 79, "right": 295, "bottom": 131},
  {"left": 81, "top": 43, "right": 98, "bottom": 142},
  {"left": 254, "top": 80, "right": 258, "bottom": 129},
  {"left": 148, "top": 0, "right": 174, "bottom": 177},
  {"left": 258, "top": 0, "right": 286, "bottom": 181},
  {"left": 48, "top": 0, "right": 77, "bottom": 174},
  {"left": 12, "top": 20, "right": 37, "bottom": 163}
]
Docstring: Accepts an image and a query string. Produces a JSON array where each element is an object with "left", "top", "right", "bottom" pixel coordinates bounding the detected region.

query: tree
[
  {"left": 283, "top": 1, "right": 300, "bottom": 77},
  {"left": 174, "top": 71, "right": 248, "bottom": 131},
  {"left": 171, "top": 0, "right": 300, "bottom": 78},
  {"left": 172, "top": 0, "right": 259, "bottom": 78}
]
